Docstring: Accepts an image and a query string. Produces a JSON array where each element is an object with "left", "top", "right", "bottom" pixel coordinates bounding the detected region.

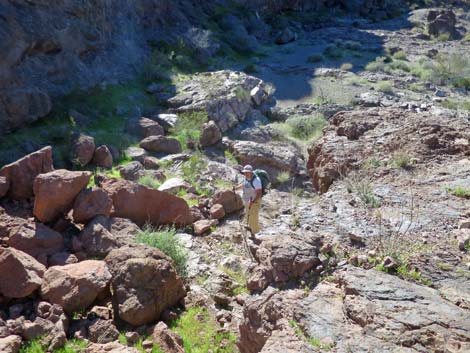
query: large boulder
[
  {"left": 230, "top": 140, "right": 304, "bottom": 179},
  {"left": 72, "top": 187, "right": 113, "bottom": 224},
  {"left": 127, "top": 117, "right": 165, "bottom": 138},
  {"left": 150, "top": 322, "right": 185, "bottom": 353},
  {"left": 40, "top": 260, "right": 111, "bottom": 314},
  {"left": 92, "top": 145, "right": 113, "bottom": 168},
  {"left": 140, "top": 136, "right": 182, "bottom": 154},
  {"left": 0, "top": 146, "right": 53, "bottom": 200},
  {"left": 78, "top": 217, "right": 122, "bottom": 257},
  {"left": 70, "top": 133, "right": 95, "bottom": 166},
  {"left": 0, "top": 335, "right": 22, "bottom": 353},
  {"left": 212, "top": 189, "right": 243, "bottom": 214},
  {"left": 0, "top": 248, "right": 46, "bottom": 298},
  {"left": 200, "top": 121, "right": 222, "bottom": 147},
  {"left": 0, "top": 217, "right": 63, "bottom": 258},
  {"left": 157, "top": 177, "right": 191, "bottom": 194},
  {"left": 33, "top": 170, "right": 91, "bottom": 223},
  {"left": 168, "top": 71, "right": 271, "bottom": 132},
  {"left": 117, "top": 161, "right": 145, "bottom": 181},
  {"left": 97, "top": 178, "right": 192, "bottom": 227},
  {"left": 105, "top": 246, "right": 186, "bottom": 326}
]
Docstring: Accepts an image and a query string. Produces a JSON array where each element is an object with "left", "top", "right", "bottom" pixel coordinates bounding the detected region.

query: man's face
[{"left": 243, "top": 171, "right": 253, "bottom": 180}]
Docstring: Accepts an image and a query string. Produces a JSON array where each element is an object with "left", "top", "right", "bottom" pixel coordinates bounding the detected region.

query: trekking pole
[{"left": 232, "top": 183, "right": 256, "bottom": 262}]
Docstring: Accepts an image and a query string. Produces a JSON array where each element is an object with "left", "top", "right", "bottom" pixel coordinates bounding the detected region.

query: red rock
[
  {"left": 33, "top": 169, "right": 91, "bottom": 223},
  {"left": 92, "top": 145, "right": 113, "bottom": 168},
  {"left": 193, "top": 219, "right": 218, "bottom": 236},
  {"left": 105, "top": 245, "right": 186, "bottom": 326},
  {"left": 0, "top": 248, "right": 46, "bottom": 298},
  {"left": 1, "top": 217, "right": 63, "bottom": 257},
  {"left": 98, "top": 178, "right": 192, "bottom": 227},
  {"left": 70, "top": 133, "right": 95, "bottom": 166},
  {"left": 212, "top": 189, "right": 243, "bottom": 214},
  {"left": 0, "top": 146, "right": 53, "bottom": 200},
  {"left": 210, "top": 203, "right": 225, "bottom": 220},
  {"left": 150, "top": 322, "right": 185, "bottom": 353},
  {"left": 72, "top": 187, "right": 113, "bottom": 224},
  {"left": 139, "top": 135, "right": 182, "bottom": 154},
  {"left": 40, "top": 260, "right": 111, "bottom": 314}
]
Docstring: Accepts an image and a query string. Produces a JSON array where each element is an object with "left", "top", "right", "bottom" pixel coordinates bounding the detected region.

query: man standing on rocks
[{"left": 237, "top": 165, "right": 263, "bottom": 235}]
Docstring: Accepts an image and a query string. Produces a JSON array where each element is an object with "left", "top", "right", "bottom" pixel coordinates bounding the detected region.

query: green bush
[
  {"left": 170, "top": 307, "right": 237, "bottom": 353},
  {"left": 323, "top": 44, "right": 344, "bottom": 59},
  {"left": 276, "top": 171, "right": 291, "bottom": 185},
  {"left": 169, "top": 111, "right": 208, "bottom": 150},
  {"left": 365, "top": 60, "right": 385, "bottom": 72},
  {"left": 376, "top": 81, "right": 394, "bottom": 94},
  {"left": 391, "top": 150, "right": 414, "bottom": 170},
  {"left": 138, "top": 174, "right": 164, "bottom": 189},
  {"left": 136, "top": 226, "right": 188, "bottom": 277},
  {"left": 345, "top": 173, "right": 381, "bottom": 208},
  {"left": 307, "top": 54, "right": 323, "bottom": 63},
  {"left": 181, "top": 151, "right": 210, "bottom": 196},
  {"left": 392, "top": 50, "right": 407, "bottom": 60},
  {"left": 340, "top": 63, "right": 353, "bottom": 71},
  {"left": 285, "top": 114, "right": 328, "bottom": 141},
  {"left": 447, "top": 186, "right": 470, "bottom": 198}
]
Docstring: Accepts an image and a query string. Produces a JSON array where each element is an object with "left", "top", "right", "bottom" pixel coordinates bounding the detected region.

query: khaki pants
[{"left": 245, "top": 199, "right": 262, "bottom": 234}]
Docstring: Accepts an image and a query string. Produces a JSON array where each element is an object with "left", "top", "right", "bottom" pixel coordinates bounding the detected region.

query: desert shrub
[
  {"left": 376, "top": 81, "right": 394, "bottom": 94},
  {"left": 447, "top": 186, "right": 470, "bottom": 198},
  {"left": 365, "top": 60, "right": 385, "bottom": 72},
  {"left": 276, "top": 171, "right": 291, "bottom": 185},
  {"left": 285, "top": 114, "right": 328, "bottom": 141},
  {"left": 323, "top": 44, "right": 344, "bottom": 59},
  {"left": 136, "top": 226, "right": 188, "bottom": 277},
  {"left": 345, "top": 173, "right": 381, "bottom": 208},
  {"left": 392, "top": 50, "right": 407, "bottom": 60},
  {"left": 340, "top": 63, "right": 353, "bottom": 71},
  {"left": 170, "top": 307, "right": 237, "bottom": 353},
  {"left": 307, "top": 54, "right": 323, "bottom": 63},
  {"left": 169, "top": 111, "right": 208, "bottom": 150},
  {"left": 137, "top": 174, "right": 163, "bottom": 189},
  {"left": 391, "top": 150, "right": 414, "bottom": 170}
]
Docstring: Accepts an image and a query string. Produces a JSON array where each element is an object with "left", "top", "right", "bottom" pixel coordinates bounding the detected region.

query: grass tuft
[
  {"left": 135, "top": 226, "right": 188, "bottom": 278},
  {"left": 170, "top": 307, "right": 237, "bottom": 353},
  {"left": 447, "top": 186, "right": 470, "bottom": 199}
]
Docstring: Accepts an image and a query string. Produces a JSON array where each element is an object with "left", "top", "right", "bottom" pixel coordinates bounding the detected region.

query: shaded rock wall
[{"left": 0, "top": 0, "right": 405, "bottom": 133}]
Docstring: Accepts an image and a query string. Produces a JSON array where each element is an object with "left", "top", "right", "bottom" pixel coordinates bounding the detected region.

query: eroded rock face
[
  {"left": 40, "top": 260, "right": 112, "bottom": 314},
  {"left": 0, "top": 248, "right": 46, "bottom": 298},
  {"left": 307, "top": 108, "right": 470, "bottom": 193},
  {"left": 105, "top": 246, "right": 186, "bottom": 326},
  {"left": 33, "top": 170, "right": 91, "bottom": 223},
  {"left": 0, "top": 146, "right": 53, "bottom": 200},
  {"left": 0, "top": 88, "right": 51, "bottom": 134},
  {"left": 98, "top": 178, "right": 192, "bottom": 227},
  {"left": 239, "top": 266, "right": 470, "bottom": 353}
]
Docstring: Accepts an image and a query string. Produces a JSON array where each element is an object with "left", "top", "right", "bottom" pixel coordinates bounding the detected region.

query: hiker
[{"left": 236, "top": 164, "right": 263, "bottom": 235}]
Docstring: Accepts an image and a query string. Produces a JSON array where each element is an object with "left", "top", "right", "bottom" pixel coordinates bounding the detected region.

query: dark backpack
[{"left": 250, "top": 169, "right": 271, "bottom": 195}]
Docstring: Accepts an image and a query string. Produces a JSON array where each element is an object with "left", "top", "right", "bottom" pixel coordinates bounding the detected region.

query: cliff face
[{"left": 0, "top": 0, "right": 403, "bottom": 133}]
